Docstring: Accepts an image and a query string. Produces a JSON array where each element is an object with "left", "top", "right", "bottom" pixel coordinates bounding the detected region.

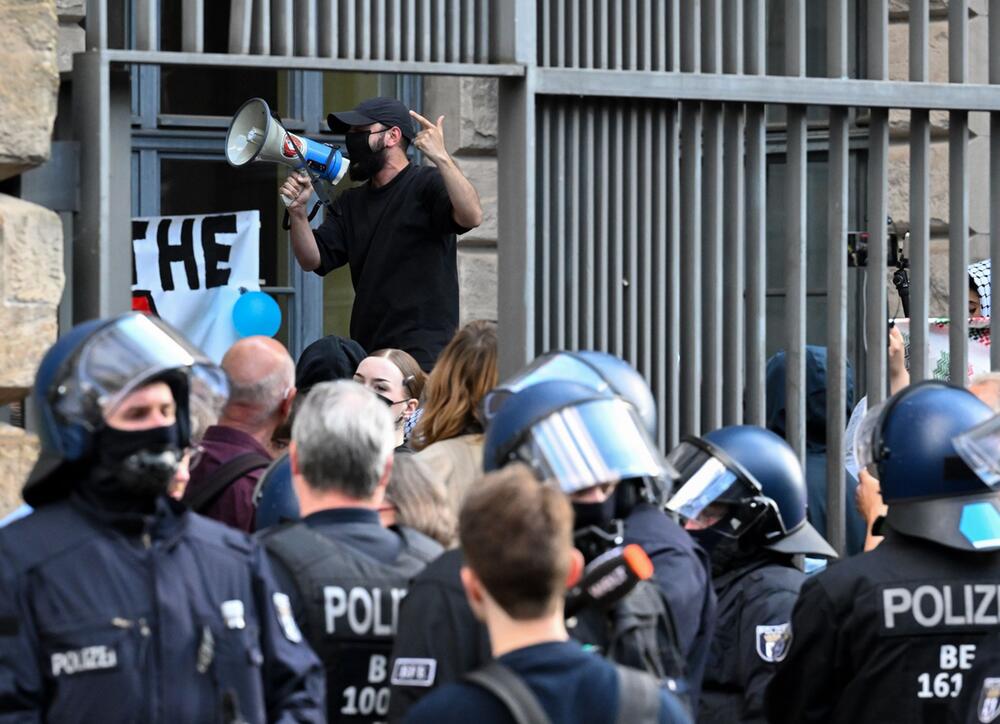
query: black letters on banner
[
  {"left": 201, "top": 213, "right": 237, "bottom": 289},
  {"left": 157, "top": 218, "right": 200, "bottom": 291},
  {"left": 131, "top": 220, "right": 149, "bottom": 286}
]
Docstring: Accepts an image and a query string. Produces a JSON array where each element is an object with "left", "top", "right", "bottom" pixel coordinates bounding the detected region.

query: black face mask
[
  {"left": 345, "top": 130, "right": 389, "bottom": 182},
  {"left": 90, "top": 424, "right": 183, "bottom": 501}
]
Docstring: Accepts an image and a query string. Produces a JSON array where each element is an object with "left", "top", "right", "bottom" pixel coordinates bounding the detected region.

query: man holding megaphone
[{"left": 280, "top": 97, "right": 483, "bottom": 371}]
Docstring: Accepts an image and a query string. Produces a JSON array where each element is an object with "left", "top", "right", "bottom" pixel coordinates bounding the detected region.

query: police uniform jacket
[
  {"left": 698, "top": 557, "right": 804, "bottom": 724},
  {"left": 0, "top": 493, "right": 325, "bottom": 723},
  {"left": 764, "top": 530, "right": 1000, "bottom": 723}
]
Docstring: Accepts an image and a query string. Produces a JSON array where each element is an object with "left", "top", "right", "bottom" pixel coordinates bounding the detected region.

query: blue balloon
[{"left": 232, "top": 290, "right": 282, "bottom": 338}]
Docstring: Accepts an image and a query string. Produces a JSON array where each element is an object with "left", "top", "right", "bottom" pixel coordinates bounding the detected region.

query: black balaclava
[
  {"left": 345, "top": 130, "right": 390, "bottom": 182},
  {"left": 85, "top": 423, "right": 183, "bottom": 510}
]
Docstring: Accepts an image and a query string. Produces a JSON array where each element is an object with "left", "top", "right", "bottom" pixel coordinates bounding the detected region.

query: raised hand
[
  {"left": 409, "top": 110, "right": 449, "bottom": 166},
  {"left": 279, "top": 170, "right": 313, "bottom": 212}
]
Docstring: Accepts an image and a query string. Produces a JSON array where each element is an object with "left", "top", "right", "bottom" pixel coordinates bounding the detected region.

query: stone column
[
  {"left": 887, "top": 0, "right": 991, "bottom": 316},
  {"left": 423, "top": 76, "right": 499, "bottom": 325},
  {"left": 0, "top": 0, "right": 64, "bottom": 514}
]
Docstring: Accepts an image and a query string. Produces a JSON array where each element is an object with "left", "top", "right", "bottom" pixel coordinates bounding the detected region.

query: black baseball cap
[{"left": 327, "top": 97, "right": 416, "bottom": 141}]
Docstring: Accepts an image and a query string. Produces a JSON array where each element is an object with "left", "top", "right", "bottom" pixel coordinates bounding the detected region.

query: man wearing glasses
[{"left": 281, "top": 97, "right": 483, "bottom": 372}]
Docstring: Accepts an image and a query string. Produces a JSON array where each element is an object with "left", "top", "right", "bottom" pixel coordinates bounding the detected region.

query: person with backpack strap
[
  {"left": 257, "top": 380, "right": 443, "bottom": 722},
  {"left": 402, "top": 464, "right": 689, "bottom": 724}
]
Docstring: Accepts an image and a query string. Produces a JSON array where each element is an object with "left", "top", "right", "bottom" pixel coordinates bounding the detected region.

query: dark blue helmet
[
  {"left": 482, "top": 351, "right": 657, "bottom": 436},
  {"left": 25, "top": 313, "right": 228, "bottom": 506},
  {"left": 252, "top": 452, "right": 300, "bottom": 531},
  {"left": 855, "top": 380, "right": 1000, "bottom": 551},
  {"left": 667, "top": 425, "right": 836, "bottom": 558},
  {"left": 483, "top": 380, "right": 672, "bottom": 501}
]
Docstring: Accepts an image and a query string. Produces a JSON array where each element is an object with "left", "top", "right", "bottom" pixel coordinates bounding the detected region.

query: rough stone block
[
  {"left": 0, "top": 424, "right": 37, "bottom": 515},
  {"left": 57, "top": 22, "right": 84, "bottom": 74},
  {"left": 423, "top": 76, "right": 498, "bottom": 155},
  {"left": 455, "top": 156, "right": 498, "bottom": 243},
  {"left": 0, "top": 0, "right": 59, "bottom": 181},
  {"left": 457, "top": 247, "right": 497, "bottom": 325},
  {"left": 55, "top": 0, "right": 85, "bottom": 22},
  {"left": 887, "top": 141, "right": 952, "bottom": 233},
  {"left": 888, "top": 18, "right": 950, "bottom": 83},
  {"left": 0, "top": 194, "right": 64, "bottom": 405}
]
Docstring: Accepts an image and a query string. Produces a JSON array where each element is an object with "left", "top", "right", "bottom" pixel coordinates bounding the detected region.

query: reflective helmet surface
[
  {"left": 667, "top": 425, "right": 836, "bottom": 557},
  {"left": 482, "top": 351, "right": 657, "bottom": 436},
  {"left": 482, "top": 379, "right": 671, "bottom": 497},
  {"left": 25, "top": 313, "right": 228, "bottom": 505}
]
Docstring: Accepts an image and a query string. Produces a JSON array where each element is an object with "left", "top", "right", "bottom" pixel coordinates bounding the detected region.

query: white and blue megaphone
[{"left": 226, "top": 98, "right": 349, "bottom": 202}]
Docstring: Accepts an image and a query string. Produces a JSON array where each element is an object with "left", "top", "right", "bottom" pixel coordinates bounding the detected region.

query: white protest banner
[
  {"left": 893, "top": 318, "right": 992, "bottom": 382},
  {"left": 131, "top": 210, "right": 261, "bottom": 362}
]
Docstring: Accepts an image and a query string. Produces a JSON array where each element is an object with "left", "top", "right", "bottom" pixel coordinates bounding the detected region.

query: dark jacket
[
  {"left": 698, "top": 557, "right": 804, "bottom": 723},
  {"left": 764, "top": 530, "right": 1000, "bottom": 723},
  {"left": 185, "top": 425, "right": 272, "bottom": 532},
  {"left": 0, "top": 493, "right": 325, "bottom": 723},
  {"left": 765, "top": 347, "right": 866, "bottom": 555}
]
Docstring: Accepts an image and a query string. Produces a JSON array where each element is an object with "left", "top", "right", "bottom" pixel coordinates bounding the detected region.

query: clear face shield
[
  {"left": 50, "top": 314, "right": 229, "bottom": 430},
  {"left": 953, "top": 414, "right": 1000, "bottom": 489},
  {"left": 665, "top": 440, "right": 774, "bottom": 539},
  {"left": 517, "top": 397, "right": 671, "bottom": 497}
]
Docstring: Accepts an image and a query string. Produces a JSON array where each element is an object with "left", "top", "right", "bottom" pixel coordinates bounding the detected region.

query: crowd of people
[{"left": 2, "top": 95, "right": 999, "bottom": 722}]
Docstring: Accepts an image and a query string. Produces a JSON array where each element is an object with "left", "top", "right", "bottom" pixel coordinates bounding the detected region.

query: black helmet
[
  {"left": 855, "top": 380, "right": 1000, "bottom": 552},
  {"left": 667, "top": 425, "right": 836, "bottom": 558},
  {"left": 25, "top": 313, "right": 228, "bottom": 506}
]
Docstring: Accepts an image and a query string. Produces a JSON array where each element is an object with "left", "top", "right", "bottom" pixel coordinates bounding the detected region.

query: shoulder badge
[
  {"left": 980, "top": 678, "right": 1000, "bottom": 723},
  {"left": 272, "top": 592, "right": 303, "bottom": 643},
  {"left": 755, "top": 622, "right": 792, "bottom": 663},
  {"left": 391, "top": 657, "right": 437, "bottom": 687}
]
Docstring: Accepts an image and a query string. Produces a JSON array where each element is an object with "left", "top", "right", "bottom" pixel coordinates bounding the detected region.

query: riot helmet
[
  {"left": 854, "top": 380, "right": 1000, "bottom": 551},
  {"left": 666, "top": 425, "right": 836, "bottom": 559},
  {"left": 253, "top": 452, "right": 300, "bottom": 531},
  {"left": 482, "top": 350, "right": 658, "bottom": 437},
  {"left": 25, "top": 313, "right": 228, "bottom": 506}
]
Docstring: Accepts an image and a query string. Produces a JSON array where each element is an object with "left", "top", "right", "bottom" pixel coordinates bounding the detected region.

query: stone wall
[
  {"left": 423, "top": 77, "right": 499, "bottom": 325},
  {"left": 887, "top": 0, "right": 991, "bottom": 316},
  {"left": 0, "top": 0, "right": 63, "bottom": 513}
]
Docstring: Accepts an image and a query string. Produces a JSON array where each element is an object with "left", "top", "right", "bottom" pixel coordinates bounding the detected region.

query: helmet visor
[
  {"left": 953, "top": 414, "right": 1000, "bottom": 489},
  {"left": 52, "top": 314, "right": 229, "bottom": 429},
  {"left": 666, "top": 440, "right": 760, "bottom": 522},
  {"left": 519, "top": 398, "right": 668, "bottom": 495},
  {"left": 853, "top": 400, "right": 888, "bottom": 477},
  {"left": 483, "top": 355, "right": 609, "bottom": 420}
]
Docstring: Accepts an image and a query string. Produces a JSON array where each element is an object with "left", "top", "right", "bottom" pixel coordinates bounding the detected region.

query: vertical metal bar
[
  {"left": 583, "top": 106, "right": 596, "bottom": 348},
  {"left": 866, "top": 0, "right": 888, "bottom": 405},
  {"left": 992, "top": 0, "right": 1000, "bottom": 370},
  {"left": 569, "top": 0, "right": 580, "bottom": 68},
  {"left": 722, "top": 0, "right": 744, "bottom": 426},
  {"left": 252, "top": 0, "right": 272, "bottom": 55},
  {"left": 229, "top": 0, "right": 254, "bottom": 53},
  {"left": 668, "top": 0, "right": 680, "bottom": 72},
  {"left": 405, "top": 0, "right": 416, "bottom": 60},
  {"left": 358, "top": 0, "right": 371, "bottom": 59},
  {"left": 612, "top": 105, "right": 625, "bottom": 356},
  {"left": 612, "top": 0, "right": 623, "bottom": 69},
  {"left": 784, "top": 0, "right": 807, "bottom": 463},
  {"left": 295, "top": 0, "right": 318, "bottom": 57},
  {"left": 555, "top": 0, "right": 565, "bottom": 67},
  {"left": 949, "top": 0, "right": 969, "bottom": 384},
  {"left": 554, "top": 104, "right": 567, "bottom": 350},
  {"left": 653, "top": 0, "right": 666, "bottom": 71},
  {"left": 182, "top": 0, "right": 204, "bottom": 52},
  {"left": 435, "top": 0, "right": 446, "bottom": 62},
  {"left": 825, "top": 0, "right": 849, "bottom": 556},
  {"left": 448, "top": 0, "right": 461, "bottom": 62},
  {"left": 640, "top": 107, "right": 653, "bottom": 387},
  {"left": 540, "top": 108, "right": 552, "bottom": 350},
  {"left": 568, "top": 106, "right": 581, "bottom": 349},
  {"left": 681, "top": 103, "right": 703, "bottom": 436},
  {"left": 375, "top": 0, "right": 387, "bottom": 60},
  {"left": 463, "top": 0, "right": 475, "bottom": 62},
  {"left": 271, "top": 0, "right": 293, "bottom": 56},
  {"left": 626, "top": 0, "right": 637, "bottom": 70},
  {"left": 666, "top": 103, "right": 681, "bottom": 448},
  {"left": 419, "top": 0, "right": 430, "bottom": 61},
  {"left": 389, "top": 0, "right": 401, "bottom": 59},
  {"left": 582, "top": 0, "right": 593, "bottom": 69},
  {"left": 136, "top": 0, "right": 157, "bottom": 51},
  {"left": 477, "top": 0, "right": 489, "bottom": 63},
  {"left": 744, "top": 0, "right": 766, "bottom": 426},
  {"left": 598, "top": 0, "right": 609, "bottom": 69},
  {"left": 702, "top": 0, "right": 721, "bottom": 74},
  {"left": 680, "top": 0, "right": 700, "bottom": 73},
  {"left": 87, "top": 0, "right": 108, "bottom": 49},
  {"left": 907, "top": 1, "right": 930, "bottom": 379},
  {"left": 627, "top": 107, "right": 640, "bottom": 365},
  {"left": 598, "top": 102, "right": 610, "bottom": 350},
  {"left": 640, "top": 0, "right": 651, "bottom": 70},
  {"left": 702, "top": 104, "right": 723, "bottom": 431},
  {"left": 540, "top": 0, "right": 550, "bottom": 66}
]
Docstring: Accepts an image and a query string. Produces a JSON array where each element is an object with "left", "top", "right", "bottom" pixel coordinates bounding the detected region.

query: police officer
[
  {"left": 665, "top": 426, "right": 837, "bottom": 723},
  {"left": 481, "top": 351, "right": 717, "bottom": 692},
  {"left": 765, "top": 380, "right": 1000, "bottom": 723},
  {"left": 0, "top": 313, "right": 324, "bottom": 722},
  {"left": 389, "top": 379, "right": 691, "bottom": 719},
  {"left": 257, "top": 380, "right": 442, "bottom": 722}
]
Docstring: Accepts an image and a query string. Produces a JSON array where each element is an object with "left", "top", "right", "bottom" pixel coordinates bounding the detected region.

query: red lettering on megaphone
[{"left": 281, "top": 134, "right": 304, "bottom": 159}]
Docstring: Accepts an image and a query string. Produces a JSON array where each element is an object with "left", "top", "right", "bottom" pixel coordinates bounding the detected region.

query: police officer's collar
[
  {"left": 302, "top": 506, "right": 382, "bottom": 528},
  {"left": 70, "top": 491, "right": 188, "bottom": 543}
]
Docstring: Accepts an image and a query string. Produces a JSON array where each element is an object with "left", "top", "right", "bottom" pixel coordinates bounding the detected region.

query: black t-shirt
[
  {"left": 402, "top": 641, "right": 690, "bottom": 724},
  {"left": 312, "top": 164, "right": 469, "bottom": 370}
]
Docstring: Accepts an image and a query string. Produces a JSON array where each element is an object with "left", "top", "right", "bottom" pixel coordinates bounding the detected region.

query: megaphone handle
[{"left": 282, "top": 202, "right": 322, "bottom": 231}]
